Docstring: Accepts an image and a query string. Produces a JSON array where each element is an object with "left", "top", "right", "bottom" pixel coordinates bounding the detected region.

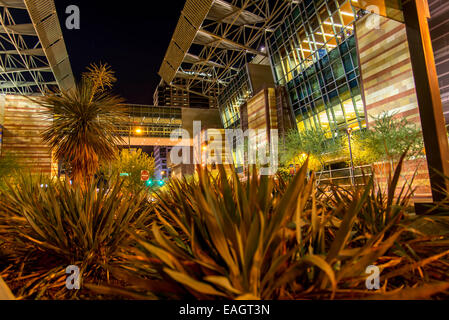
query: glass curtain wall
[
  {"left": 218, "top": 67, "right": 252, "bottom": 129},
  {"left": 118, "top": 105, "right": 183, "bottom": 138},
  {"left": 267, "top": 0, "right": 366, "bottom": 137}
]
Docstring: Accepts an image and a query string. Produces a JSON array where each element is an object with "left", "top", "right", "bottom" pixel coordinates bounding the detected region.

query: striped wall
[
  {"left": 201, "top": 128, "right": 234, "bottom": 175},
  {"left": 0, "top": 96, "right": 4, "bottom": 155},
  {"left": 356, "top": 13, "right": 431, "bottom": 202},
  {"left": 356, "top": 13, "right": 421, "bottom": 126},
  {"left": 428, "top": 0, "right": 449, "bottom": 123},
  {"left": 373, "top": 159, "right": 432, "bottom": 203},
  {"left": 0, "top": 95, "right": 54, "bottom": 174},
  {"left": 247, "top": 88, "right": 278, "bottom": 148}
]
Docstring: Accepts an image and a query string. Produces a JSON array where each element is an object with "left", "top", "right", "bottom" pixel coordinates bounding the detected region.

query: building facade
[
  {"left": 0, "top": 95, "right": 56, "bottom": 175},
  {"left": 429, "top": 0, "right": 449, "bottom": 124},
  {"left": 154, "top": 146, "right": 172, "bottom": 180},
  {"left": 157, "top": 0, "right": 447, "bottom": 201},
  {"left": 267, "top": 0, "right": 366, "bottom": 137},
  {"left": 153, "top": 79, "right": 217, "bottom": 109}
]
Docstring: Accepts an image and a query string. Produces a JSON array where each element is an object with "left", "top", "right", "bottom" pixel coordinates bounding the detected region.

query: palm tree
[{"left": 33, "top": 64, "right": 126, "bottom": 187}]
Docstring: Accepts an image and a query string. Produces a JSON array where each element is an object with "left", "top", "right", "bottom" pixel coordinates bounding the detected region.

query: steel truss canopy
[
  {"left": 0, "top": 0, "right": 75, "bottom": 95},
  {"left": 158, "top": 0, "right": 291, "bottom": 99}
]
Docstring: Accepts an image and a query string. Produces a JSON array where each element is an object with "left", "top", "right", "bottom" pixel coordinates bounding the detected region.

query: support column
[{"left": 402, "top": 0, "right": 449, "bottom": 203}]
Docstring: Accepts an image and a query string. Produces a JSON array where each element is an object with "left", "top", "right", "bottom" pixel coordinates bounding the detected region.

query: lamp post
[
  {"left": 128, "top": 126, "right": 131, "bottom": 149},
  {"left": 347, "top": 127, "right": 355, "bottom": 186}
]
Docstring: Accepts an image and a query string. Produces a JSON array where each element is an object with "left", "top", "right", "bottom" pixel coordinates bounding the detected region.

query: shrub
[
  {"left": 0, "top": 175, "right": 152, "bottom": 299},
  {"left": 91, "top": 159, "right": 449, "bottom": 300},
  {"left": 101, "top": 148, "right": 155, "bottom": 192},
  {"left": 0, "top": 153, "right": 22, "bottom": 192}
]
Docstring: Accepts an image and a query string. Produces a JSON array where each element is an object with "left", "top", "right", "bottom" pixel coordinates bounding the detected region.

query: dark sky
[{"left": 54, "top": 0, "right": 185, "bottom": 105}]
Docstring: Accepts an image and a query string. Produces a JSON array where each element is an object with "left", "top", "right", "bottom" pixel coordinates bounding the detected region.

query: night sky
[{"left": 54, "top": 1, "right": 185, "bottom": 105}]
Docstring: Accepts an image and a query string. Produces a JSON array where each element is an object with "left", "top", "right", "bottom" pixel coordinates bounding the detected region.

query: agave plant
[
  {"left": 89, "top": 158, "right": 449, "bottom": 300},
  {"left": 0, "top": 174, "right": 152, "bottom": 299},
  {"left": 88, "top": 162, "right": 323, "bottom": 299}
]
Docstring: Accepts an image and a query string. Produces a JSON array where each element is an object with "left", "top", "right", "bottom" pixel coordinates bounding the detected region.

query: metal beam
[
  {"left": 0, "top": 80, "right": 56, "bottom": 88},
  {"left": 0, "top": 23, "right": 36, "bottom": 35},
  {"left": 0, "top": 0, "right": 26, "bottom": 9},
  {"left": 0, "top": 48, "right": 45, "bottom": 56},
  {"left": 0, "top": 66, "right": 51, "bottom": 74},
  {"left": 195, "top": 28, "right": 266, "bottom": 56}
]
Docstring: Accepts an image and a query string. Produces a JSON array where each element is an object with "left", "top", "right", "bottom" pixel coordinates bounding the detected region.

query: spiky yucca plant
[
  {"left": 83, "top": 62, "right": 117, "bottom": 95},
  {"left": 90, "top": 160, "right": 449, "bottom": 300},
  {"left": 33, "top": 64, "right": 125, "bottom": 188},
  {"left": 91, "top": 163, "right": 321, "bottom": 299},
  {"left": 0, "top": 175, "right": 152, "bottom": 299}
]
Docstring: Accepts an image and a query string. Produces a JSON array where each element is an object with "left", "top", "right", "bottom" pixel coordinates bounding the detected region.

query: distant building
[
  {"left": 153, "top": 79, "right": 217, "bottom": 109},
  {"left": 154, "top": 146, "right": 172, "bottom": 180}
]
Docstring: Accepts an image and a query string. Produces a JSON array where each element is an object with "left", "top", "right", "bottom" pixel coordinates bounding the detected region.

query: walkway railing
[
  {"left": 317, "top": 165, "right": 373, "bottom": 186},
  {"left": 117, "top": 104, "right": 183, "bottom": 139}
]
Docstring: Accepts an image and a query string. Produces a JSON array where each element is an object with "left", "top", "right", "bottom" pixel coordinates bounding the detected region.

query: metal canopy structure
[
  {"left": 158, "top": 0, "right": 291, "bottom": 100},
  {"left": 0, "top": 0, "right": 75, "bottom": 95}
]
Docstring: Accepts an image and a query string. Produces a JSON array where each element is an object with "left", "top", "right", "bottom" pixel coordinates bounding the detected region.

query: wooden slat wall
[
  {"left": 1, "top": 95, "right": 53, "bottom": 174},
  {"left": 247, "top": 88, "right": 278, "bottom": 148},
  {"left": 356, "top": 14, "right": 422, "bottom": 125},
  {"left": 356, "top": 14, "right": 431, "bottom": 201}
]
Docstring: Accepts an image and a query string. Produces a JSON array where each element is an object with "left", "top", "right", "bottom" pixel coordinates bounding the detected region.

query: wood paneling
[{"left": 1, "top": 95, "right": 53, "bottom": 174}]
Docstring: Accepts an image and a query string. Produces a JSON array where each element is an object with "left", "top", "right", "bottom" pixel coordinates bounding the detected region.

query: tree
[
  {"left": 102, "top": 149, "right": 155, "bottom": 192},
  {"left": 34, "top": 63, "right": 125, "bottom": 188},
  {"left": 82, "top": 62, "right": 117, "bottom": 95},
  {"left": 351, "top": 112, "right": 424, "bottom": 166},
  {"left": 282, "top": 128, "right": 343, "bottom": 171}
]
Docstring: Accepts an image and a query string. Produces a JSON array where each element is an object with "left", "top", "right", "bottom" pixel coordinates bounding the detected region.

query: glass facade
[
  {"left": 267, "top": 0, "right": 366, "bottom": 136},
  {"left": 218, "top": 67, "right": 252, "bottom": 129},
  {"left": 118, "top": 105, "right": 182, "bottom": 138}
]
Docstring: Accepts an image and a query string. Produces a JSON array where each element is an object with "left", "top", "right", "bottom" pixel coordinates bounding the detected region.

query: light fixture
[{"left": 341, "top": 12, "right": 355, "bottom": 17}]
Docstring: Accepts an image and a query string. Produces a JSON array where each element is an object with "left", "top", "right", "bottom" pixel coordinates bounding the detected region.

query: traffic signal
[{"left": 144, "top": 179, "right": 165, "bottom": 188}]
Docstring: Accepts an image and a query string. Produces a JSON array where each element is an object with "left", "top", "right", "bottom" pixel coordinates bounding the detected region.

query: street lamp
[
  {"left": 129, "top": 126, "right": 143, "bottom": 149},
  {"left": 346, "top": 127, "right": 355, "bottom": 186}
]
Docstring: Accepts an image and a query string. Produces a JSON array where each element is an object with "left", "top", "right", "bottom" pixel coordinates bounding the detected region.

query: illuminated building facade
[
  {"left": 0, "top": 0, "right": 75, "bottom": 176},
  {"left": 429, "top": 0, "right": 449, "bottom": 123},
  {"left": 267, "top": 0, "right": 365, "bottom": 136},
  {"left": 154, "top": 146, "right": 172, "bottom": 180},
  {"left": 158, "top": 0, "right": 448, "bottom": 200},
  {"left": 153, "top": 79, "right": 217, "bottom": 109}
]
